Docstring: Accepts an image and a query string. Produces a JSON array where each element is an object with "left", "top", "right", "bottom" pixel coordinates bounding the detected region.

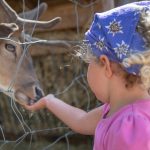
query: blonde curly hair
[{"left": 122, "top": 9, "right": 150, "bottom": 91}]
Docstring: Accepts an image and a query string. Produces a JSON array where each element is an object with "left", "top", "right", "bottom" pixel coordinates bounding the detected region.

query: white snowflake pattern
[
  {"left": 97, "top": 23, "right": 101, "bottom": 30},
  {"left": 132, "top": 72, "right": 137, "bottom": 75},
  {"left": 133, "top": 7, "right": 141, "bottom": 16},
  {"left": 105, "top": 19, "right": 123, "bottom": 36},
  {"left": 142, "top": 43, "right": 146, "bottom": 49},
  {"left": 94, "top": 36, "right": 108, "bottom": 51},
  {"left": 134, "top": 10, "right": 140, "bottom": 16},
  {"left": 114, "top": 41, "right": 129, "bottom": 59}
]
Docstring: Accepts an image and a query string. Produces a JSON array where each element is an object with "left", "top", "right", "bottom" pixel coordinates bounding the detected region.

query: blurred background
[{"left": 0, "top": 0, "right": 143, "bottom": 149}]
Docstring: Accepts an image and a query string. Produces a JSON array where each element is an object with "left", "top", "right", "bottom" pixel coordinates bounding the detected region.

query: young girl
[{"left": 24, "top": 1, "right": 150, "bottom": 149}]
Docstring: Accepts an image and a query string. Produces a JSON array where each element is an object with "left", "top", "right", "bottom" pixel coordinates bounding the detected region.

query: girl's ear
[{"left": 100, "top": 55, "right": 113, "bottom": 78}]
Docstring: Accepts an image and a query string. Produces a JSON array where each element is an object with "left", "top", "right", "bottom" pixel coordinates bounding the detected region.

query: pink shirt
[{"left": 93, "top": 100, "right": 150, "bottom": 150}]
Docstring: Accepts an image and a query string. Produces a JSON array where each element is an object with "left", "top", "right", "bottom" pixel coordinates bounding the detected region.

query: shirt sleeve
[{"left": 105, "top": 113, "right": 150, "bottom": 150}]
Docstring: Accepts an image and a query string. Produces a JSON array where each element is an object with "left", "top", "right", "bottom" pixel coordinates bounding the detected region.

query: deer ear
[{"left": 0, "top": 23, "right": 19, "bottom": 38}]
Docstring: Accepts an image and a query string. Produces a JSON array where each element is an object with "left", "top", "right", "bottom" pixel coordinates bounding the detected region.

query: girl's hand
[{"left": 24, "top": 94, "right": 55, "bottom": 111}]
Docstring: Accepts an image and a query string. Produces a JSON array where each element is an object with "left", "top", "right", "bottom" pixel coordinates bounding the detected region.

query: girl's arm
[{"left": 24, "top": 94, "right": 104, "bottom": 135}]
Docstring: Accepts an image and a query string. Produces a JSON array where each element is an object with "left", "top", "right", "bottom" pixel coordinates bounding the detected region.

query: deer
[{"left": 0, "top": 0, "right": 68, "bottom": 106}]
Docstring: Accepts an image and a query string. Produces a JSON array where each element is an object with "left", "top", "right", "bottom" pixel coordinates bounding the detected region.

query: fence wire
[{"left": 0, "top": 0, "right": 141, "bottom": 150}]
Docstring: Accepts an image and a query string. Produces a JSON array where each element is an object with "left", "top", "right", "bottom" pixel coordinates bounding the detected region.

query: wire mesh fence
[{"left": 0, "top": 0, "right": 143, "bottom": 149}]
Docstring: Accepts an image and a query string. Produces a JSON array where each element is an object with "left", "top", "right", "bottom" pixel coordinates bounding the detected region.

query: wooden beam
[
  {"left": 6, "top": 0, "right": 114, "bottom": 31},
  {"left": 38, "top": 1, "right": 103, "bottom": 31},
  {"left": 102, "top": 0, "right": 114, "bottom": 11},
  {"left": 30, "top": 45, "right": 72, "bottom": 56},
  {"left": 5, "top": 0, "right": 23, "bottom": 12},
  {"left": 6, "top": 0, "right": 106, "bottom": 31},
  {"left": 30, "top": 30, "right": 79, "bottom": 56}
]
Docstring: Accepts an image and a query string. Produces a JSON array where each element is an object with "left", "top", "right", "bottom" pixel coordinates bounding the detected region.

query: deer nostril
[{"left": 35, "top": 87, "right": 44, "bottom": 100}]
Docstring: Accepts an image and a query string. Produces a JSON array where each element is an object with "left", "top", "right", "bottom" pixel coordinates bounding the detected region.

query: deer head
[{"left": 0, "top": 0, "right": 63, "bottom": 105}]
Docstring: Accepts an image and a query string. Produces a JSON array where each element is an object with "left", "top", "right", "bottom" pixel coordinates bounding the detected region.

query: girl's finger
[{"left": 24, "top": 98, "right": 46, "bottom": 111}]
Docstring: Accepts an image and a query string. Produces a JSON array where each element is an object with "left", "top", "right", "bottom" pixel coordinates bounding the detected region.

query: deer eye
[{"left": 5, "top": 44, "right": 16, "bottom": 53}]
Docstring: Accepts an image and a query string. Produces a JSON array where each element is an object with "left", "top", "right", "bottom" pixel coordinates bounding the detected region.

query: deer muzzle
[{"left": 14, "top": 85, "right": 44, "bottom": 105}]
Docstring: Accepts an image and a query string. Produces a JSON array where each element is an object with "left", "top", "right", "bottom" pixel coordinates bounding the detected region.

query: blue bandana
[{"left": 85, "top": 1, "right": 150, "bottom": 75}]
